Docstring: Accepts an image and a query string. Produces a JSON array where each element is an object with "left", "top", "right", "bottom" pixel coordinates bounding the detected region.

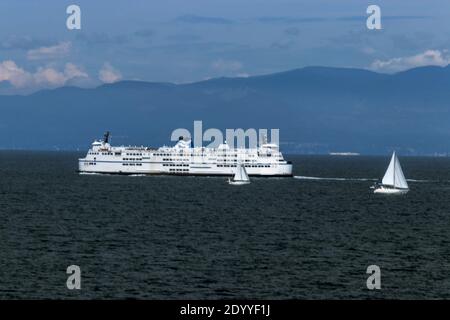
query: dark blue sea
[{"left": 1, "top": 151, "right": 450, "bottom": 299}]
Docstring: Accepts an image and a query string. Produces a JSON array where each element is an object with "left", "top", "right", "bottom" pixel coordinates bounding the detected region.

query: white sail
[
  {"left": 393, "top": 155, "right": 408, "bottom": 189},
  {"left": 381, "top": 153, "right": 396, "bottom": 186},
  {"left": 234, "top": 164, "right": 249, "bottom": 182},
  {"left": 240, "top": 165, "right": 250, "bottom": 181},
  {"left": 381, "top": 152, "right": 408, "bottom": 189}
]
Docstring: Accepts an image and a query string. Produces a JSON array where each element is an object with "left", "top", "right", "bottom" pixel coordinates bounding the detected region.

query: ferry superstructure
[{"left": 78, "top": 132, "right": 293, "bottom": 176}]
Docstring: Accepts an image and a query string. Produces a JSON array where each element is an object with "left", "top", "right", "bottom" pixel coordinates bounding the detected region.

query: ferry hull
[
  {"left": 79, "top": 133, "right": 293, "bottom": 177},
  {"left": 78, "top": 160, "right": 293, "bottom": 177}
]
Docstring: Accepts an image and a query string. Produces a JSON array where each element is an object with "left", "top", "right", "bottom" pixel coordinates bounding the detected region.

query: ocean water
[{"left": 1, "top": 151, "right": 450, "bottom": 299}]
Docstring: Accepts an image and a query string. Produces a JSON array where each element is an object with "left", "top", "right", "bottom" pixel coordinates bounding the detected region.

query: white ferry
[{"left": 78, "top": 132, "right": 293, "bottom": 176}]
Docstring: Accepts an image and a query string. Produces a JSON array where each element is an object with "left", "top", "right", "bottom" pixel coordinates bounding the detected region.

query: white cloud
[
  {"left": 64, "top": 63, "right": 89, "bottom": 79},
  {"left": 27, "top": 41, "right": 71, "bottom": 60},
  {"left": 210, "top": 59, "right": 249, "bottom": 78},
  {"left": 236, "top": 72, "right": 250, "bottom": 78},
  {"left": 33, "top": 67, "right": 67, "bottom": 86},
  {"left": 370, "top": 50, "right": 450, "bottom": 72},
  {"left": 211, "top": 59, "right": 243, "bottom": 73},
  {"left": 98, "top": 63, "right": 122, "bottom": 83},
  {"left": 0, "top": 60, "right": 32, "bottom": 88},
  {"left": 0, "top": 60, "right": 89, "bottom": 90}
]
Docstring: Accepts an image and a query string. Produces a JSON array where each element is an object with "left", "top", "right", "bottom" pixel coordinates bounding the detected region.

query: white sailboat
[
  {"left": 228, "top": 163, "right": 250, "bottom": 185},
  {"left": 373, "top": 151, "right": 409, "bottom": 194}
]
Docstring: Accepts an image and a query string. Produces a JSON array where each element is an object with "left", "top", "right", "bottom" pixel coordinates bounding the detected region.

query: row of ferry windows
[
  {"left": 88, "top": 152, "right": 120, "bottom": 156},
  {"left": 122, "top": 163, "right": 142, "bottom": 166},
  {"left": 89, "top": 152, "right": 275, "bottom": 159},
  {"left": 162, "top": 158, "right": 189, "bottom": 162},
  {"left": 217, "top": 164, "right": 271, "bottom": 168},
  {"left": 154, "top": 153, "right": 256, "bottom": 157},
  {"left": 169, "top": 168, "right": 189, "bottom": 172},
  {"left": 88, "top": 152, "right": 144, "bottom": 156},
  {"left": 161, "top": 158, "right": 259, "bottom": 163},
  {"left": 163, "top": 164, "right": 189, "bottom": 167}
]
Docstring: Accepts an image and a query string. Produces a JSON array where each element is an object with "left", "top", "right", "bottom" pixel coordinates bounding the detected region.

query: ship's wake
[
  {"left": 78, "top": 172, "right": 147, "bottom": 177},
  {"left": 294, "top": 176, "right": 377, "bottom": 181},
  {"left": 79, "top": 172, "right": 104, "bottom": 176},
  {"left": 294, "top": 176, "right": 435, "bottom": 183}
]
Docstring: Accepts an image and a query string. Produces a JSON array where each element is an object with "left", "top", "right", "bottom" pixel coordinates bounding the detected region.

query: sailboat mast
[{"left": 393, "top": 153, "right": 396, "bottom": 187}]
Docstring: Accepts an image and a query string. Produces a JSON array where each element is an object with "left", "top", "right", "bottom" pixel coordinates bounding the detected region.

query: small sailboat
[
  {"left": 228, "top": 163, "right": 250, "bottom": 185},
  {"left": 373, "top": 151, "right": 409, "bottom": 194}
]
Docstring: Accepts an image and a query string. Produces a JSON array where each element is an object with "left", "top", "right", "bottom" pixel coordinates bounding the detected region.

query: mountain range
[{"left": 1, "top": 65, "right": 450, "bottom": 155}]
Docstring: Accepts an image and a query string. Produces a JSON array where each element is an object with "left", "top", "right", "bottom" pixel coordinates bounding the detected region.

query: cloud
[
  {"left": 175, "top": 14, "right": 233, "bottom": 24},
  {"left": 0, "top": 35, "right": 53, "bottom": 50},
  {"left": 33, "top": 67, "right": 68, "bottom": 86},
  {"left": 211, "top": 59, "right": 243, "bottom": 73},
  {"left": 235, "top": 73, "right": 250, "bottom": 78},
  {"left": 336, "top": 15, "right": 428, "bottom": 22},
  {"left": 209, "top": 59, "right": 249, "bottom": 78},
  {"left": 0, "top": 60, "right": 89, "bottom": 90},
  {"left": 257, "top": 15, "right": 429, "bottom": 24},
  {"left": 27, "top": 41, "right": 71, "bottom": 60},
  {"left": 370, "top": 50, "right": 450, "bottom": 72},
  {"left": 258, "top": 16, "right": 325, "bottom": 24},
  {"left": 379, "top": 15, "right": 429, "bottom": 21},
  {"left": 64, "top": 62, "right": 89, "bottom": 79},
  {"left": 99, "top": 63, "right": 122, "bottom": 83},
  {"left": 75, "top": 30, "right": 154, "bottom": 46},
  {"left": 76, "top": 33, "right": 129, "bottom": 45},
  {"left": 0, "top": 60, "right": 32, "bottom": 88}
]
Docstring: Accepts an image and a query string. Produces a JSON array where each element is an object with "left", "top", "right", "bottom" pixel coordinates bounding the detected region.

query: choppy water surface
[{"left": 1, "top": 152, "right": 450, "bottom": 299}]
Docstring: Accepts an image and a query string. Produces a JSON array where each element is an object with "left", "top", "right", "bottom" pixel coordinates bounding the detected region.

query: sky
[{"left": 0, "top": 0, "right": 449, "bottom": 94}]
